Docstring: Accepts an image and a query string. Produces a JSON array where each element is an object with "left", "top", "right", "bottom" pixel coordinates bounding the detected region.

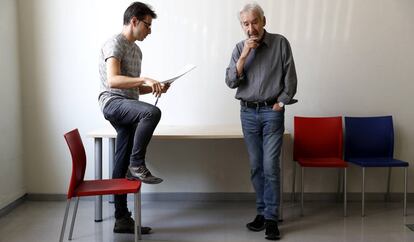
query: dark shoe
[
  {"left": 113, "top": 214, "right": 152, "bottom": 234},
  {"left": 265, "top": 220, "right": 280, "bottom": 240},
  {"left": 246, "top": 215, "right": 265, "bottom": 231},
  {"left": 127, "top": 165, "right": 163, "bottom": 184}
]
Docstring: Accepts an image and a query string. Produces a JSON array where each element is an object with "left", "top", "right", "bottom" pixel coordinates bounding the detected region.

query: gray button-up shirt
[{"left": 225, "top": 31, "right": 297, "bottom": 104}]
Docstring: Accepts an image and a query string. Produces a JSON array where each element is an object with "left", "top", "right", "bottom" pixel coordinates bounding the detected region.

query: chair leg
[
  {"left": 292, "top": 162, "right": 296, "bottom": 203},
  {"left": 344, "top": 168, "right": 347, "bottom": 217},
  {"left": 59, "top": 199, "right": 71, "bottom": 242},
  {"left": 134, "top": 192, "right": 142, "bottom": 241},
  {"left": 68, "top": 197, "right": 80, "bottom": 240},
  {"left": 337, "top": 168, "right": 342, "bottom": 202},
  {"left": 362, "top": 167, "right": 365, "bottom": 217},
  {"left": 301, "top": 167, "right": 304, "bottom": 217},
  {"left": 404, "top": 167, "right": 408, "bottom": 216},
  {"left": 386, "top": 167, "right": 392, "bottom": 202}
]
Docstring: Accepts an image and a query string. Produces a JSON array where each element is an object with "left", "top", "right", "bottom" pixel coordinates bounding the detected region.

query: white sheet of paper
[{"left": 162, "top": 64, "right": 196, "bottom": 84}]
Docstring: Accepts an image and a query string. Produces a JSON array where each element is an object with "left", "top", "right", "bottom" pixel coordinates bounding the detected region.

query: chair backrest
[
  {"left": 294, "top": 116, "right": 343, "bottom": 160},
  {"left": 64, "top": 129, "right": 87, "bottom": 199},
  {"left": 344, "top": 116, "right": 394, "bottom": 160}
]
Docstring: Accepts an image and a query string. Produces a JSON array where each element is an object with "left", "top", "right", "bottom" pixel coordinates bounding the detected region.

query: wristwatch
[{"left": 278, "top": 102, "right": 285, "bottom": 108}]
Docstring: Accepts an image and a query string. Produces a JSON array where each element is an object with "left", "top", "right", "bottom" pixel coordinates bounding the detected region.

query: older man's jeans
[
  {"left": 240, "top": 106, "right": 284, "bottom": 221},
  {"left": 103, "top": 98, "right": 161, "bottom": 218}
]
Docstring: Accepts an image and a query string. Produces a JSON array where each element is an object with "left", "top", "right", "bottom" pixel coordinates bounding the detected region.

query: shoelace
[{"left": 137, "top": 167, "right": 152, "bottom": 177}]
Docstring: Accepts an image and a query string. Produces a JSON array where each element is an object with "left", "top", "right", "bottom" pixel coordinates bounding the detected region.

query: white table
[{"left": 87, "top": 125, "right": 287, "bottom": 222}]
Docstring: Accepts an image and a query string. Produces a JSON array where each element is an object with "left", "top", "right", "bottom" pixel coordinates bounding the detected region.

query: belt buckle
[{"left": 248, "top": 101, "right": 263, "bottom": 108}]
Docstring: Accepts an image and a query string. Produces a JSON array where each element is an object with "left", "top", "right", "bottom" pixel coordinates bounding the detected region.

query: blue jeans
[
  {"left": 102, "top": 97, "right": 161, "bottom": 218},
  {"left": 240, "top": 105, "right": 284, "bottom": 221}
]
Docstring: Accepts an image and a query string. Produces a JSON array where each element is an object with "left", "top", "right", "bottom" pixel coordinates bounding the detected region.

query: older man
[{"left": 225, "top": 2, "right": 297, "bottom": 240}]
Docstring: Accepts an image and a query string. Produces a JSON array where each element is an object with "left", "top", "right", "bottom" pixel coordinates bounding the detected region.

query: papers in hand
[{"left": 162, "top": 64, "right": 196, "bottom": 84}]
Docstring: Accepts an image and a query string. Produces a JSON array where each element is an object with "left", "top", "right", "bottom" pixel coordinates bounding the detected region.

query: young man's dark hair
[{"left": 123, "top": 2, "right": 157, "bottom": 25}]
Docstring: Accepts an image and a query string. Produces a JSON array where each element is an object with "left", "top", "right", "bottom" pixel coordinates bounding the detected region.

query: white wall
[
  {"left": 17, "top": 0, "right": 414, "bottom": 194},
  {"left": 0, "top": 0, "right": 25, "bottom": 209}
]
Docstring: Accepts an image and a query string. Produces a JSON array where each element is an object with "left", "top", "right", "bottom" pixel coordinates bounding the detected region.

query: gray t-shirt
[{"left": 98, "top": 34, "right": 142, "bottom": 110}]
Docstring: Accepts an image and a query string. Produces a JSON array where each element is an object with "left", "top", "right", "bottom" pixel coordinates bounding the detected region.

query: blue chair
[{"left": 344, "top": 116, "right": 408, "bottom": 216}]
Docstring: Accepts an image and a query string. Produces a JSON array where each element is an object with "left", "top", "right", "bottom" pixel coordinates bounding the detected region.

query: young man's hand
[
  {"left": 144, "top": 78, "right": 163, "bottom": 97},
  {"left": 161, "top": 83, "right": 170, "bottom": 93}
]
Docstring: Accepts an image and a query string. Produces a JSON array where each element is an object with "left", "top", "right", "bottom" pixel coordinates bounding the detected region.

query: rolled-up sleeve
[
  {"left": 225, "top": 45, "right": 244, "bottom": 89},
  {"left": 277, "top": 38, "right": 297, "bottom": 104}
]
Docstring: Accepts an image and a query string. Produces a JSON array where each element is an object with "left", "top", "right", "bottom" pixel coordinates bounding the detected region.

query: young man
[
  {"left": 225, "top": 2, "right": 297, "bottom": 240},
  {"left": 99, "top": 2, "right": 169, "bottom": 235}
]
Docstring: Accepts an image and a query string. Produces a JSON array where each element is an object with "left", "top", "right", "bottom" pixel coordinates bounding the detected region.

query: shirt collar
[{"left": 261, "top": 30, "right": 270, "bottom": 47}]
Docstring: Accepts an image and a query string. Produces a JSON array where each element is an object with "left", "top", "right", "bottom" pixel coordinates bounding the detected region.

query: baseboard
[
  {"left": 25, "top": 193, "right": 256, "bottom": 202},
  {"left": 26, "top": 193, "right": 67, "bottom": 201},
  {"left": 0, "top": 194, "right": 27, "bottom": 217},
  {"left": 140, "top": 192, "right": 256, "bottom": 201},
  {"left": 292, "top": 192, "right": 414, "bottom": 202},
  {"left": 25, "top": 192, "right": 414, "bottom": 202}
]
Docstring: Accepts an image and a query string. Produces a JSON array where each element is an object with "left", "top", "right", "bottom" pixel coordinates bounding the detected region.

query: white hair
[{"left": 239, "top": 2, "right": 265, "bottom": 21}]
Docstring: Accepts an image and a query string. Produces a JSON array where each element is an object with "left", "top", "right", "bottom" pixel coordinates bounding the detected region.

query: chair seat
[
  {"left": 298, "top": 158, "right": 348, "bottom": 167},
  {"left": 74, "top": 178, "right": 141, "bottom": 197},
  {"left": 348, "top": 158, "right": 409, "bottom": 167}
]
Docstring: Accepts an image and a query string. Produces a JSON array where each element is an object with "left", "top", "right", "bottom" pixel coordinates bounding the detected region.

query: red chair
[
  {"left": 293, "top": 117, "right": 348, "bottom": 216},
  {"left": 60, "top": 129, "right": 142, "bottom": 242}
]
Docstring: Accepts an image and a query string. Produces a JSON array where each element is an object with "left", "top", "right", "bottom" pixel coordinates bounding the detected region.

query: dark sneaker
[
  {"left": 246, "top": 215, "right": 265, "bottom": 231},
  {"left": 127, "top": 165, "right": 163, "bottom": 184},
  {"left": 113, "top": 214, "right": 152, "bottom": 234},
  {"left": 265, "top": 220, "right": 280, "bottom": 240}
]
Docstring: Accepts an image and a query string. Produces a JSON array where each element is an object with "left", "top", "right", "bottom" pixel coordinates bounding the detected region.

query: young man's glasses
[{"left": 140, "top": 20, "right": 152, "bottom": 29}]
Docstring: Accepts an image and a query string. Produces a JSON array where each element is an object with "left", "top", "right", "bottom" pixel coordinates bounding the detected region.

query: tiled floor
[{"left": 0, "top": 199, "right": 413, "bottom": 242}]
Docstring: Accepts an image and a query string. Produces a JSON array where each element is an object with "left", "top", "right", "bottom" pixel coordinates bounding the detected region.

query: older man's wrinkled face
[{"left": 240, "top": 10, "right": 265, "bottom": 40}]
